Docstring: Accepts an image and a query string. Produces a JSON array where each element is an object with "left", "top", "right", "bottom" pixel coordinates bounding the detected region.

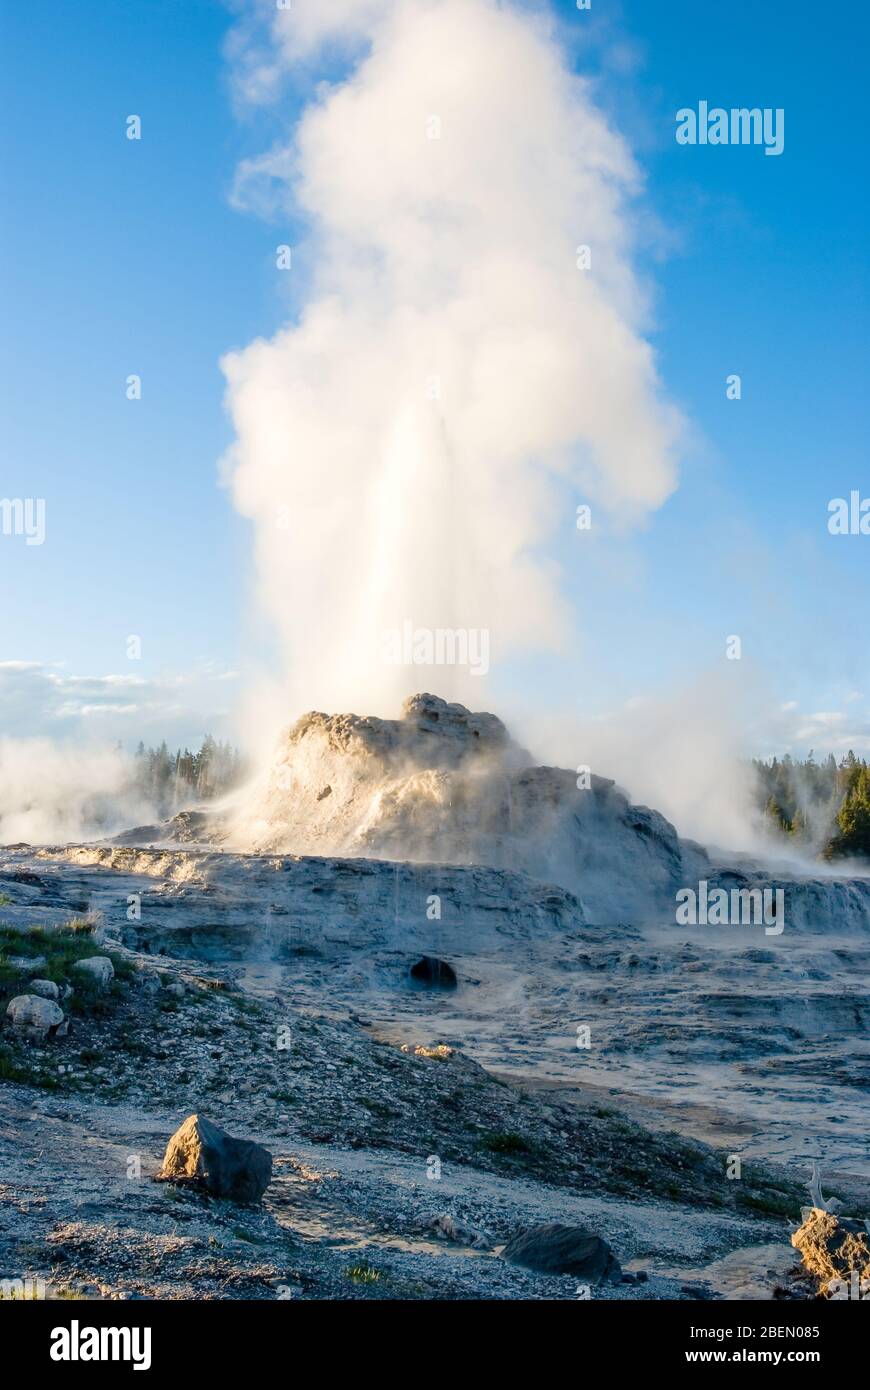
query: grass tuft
[{"left": 344, "top": 1263, "right": 384, "bottom": 1285}]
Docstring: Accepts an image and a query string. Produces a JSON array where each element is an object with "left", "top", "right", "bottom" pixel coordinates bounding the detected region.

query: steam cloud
[
  {"left": 0, "top": 739, "right": 151, "bottom": 845},
  {"left": 223, "top": 0, "right": 682, "bottom": 719}
]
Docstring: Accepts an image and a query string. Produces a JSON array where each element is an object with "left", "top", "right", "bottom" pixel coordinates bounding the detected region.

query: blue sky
[{"left": 0, "top": 0, "right": 867, "bottom": 756}]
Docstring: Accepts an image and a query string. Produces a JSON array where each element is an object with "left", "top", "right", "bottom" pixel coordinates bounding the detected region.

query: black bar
[{"left": 6, "top": 1294, "right": 866, "bottom": 1375}]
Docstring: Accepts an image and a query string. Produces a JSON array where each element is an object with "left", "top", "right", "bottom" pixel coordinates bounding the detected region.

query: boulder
[
  {"left": 157, "top": 1114, "right": 272, "bottom": 1203},
  {"left": 791, "top": 1208, "right": 870, "bottom": 1297},
  {"left": 29, "top": 979, "right": 59, "bottom": 1001},
  {"left": 72, "top": 957, "right": 114, "bottom": 987},
  {"left": 501, "top": 1224, "right": 622, "bottom": 1282},
  {"left": 410, "top": 956, "right": 457, "bottom": 989},
  {"left": 5, "top": 994, "right": 64, "bottom": 1040}
]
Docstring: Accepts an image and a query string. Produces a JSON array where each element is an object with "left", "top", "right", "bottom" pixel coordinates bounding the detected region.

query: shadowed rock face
[
  {"left": 410, "top": 956, "right": 458, "bottom": 989},
  {"left": 158, "top": 1114, "right": 272, "bottom": 1204},
  {"left": 501, "top": 1224, "right": 622, "bottom": 1282}
]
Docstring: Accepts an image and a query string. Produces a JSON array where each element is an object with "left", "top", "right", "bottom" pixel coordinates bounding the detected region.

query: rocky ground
[
  {"left": 5, "top": 835, "right": 868, "bottom": 1177},
  {"left": 0, "top": 893, "right": 861, "bottom": 1300},
  {"left": 2, "top": 695, "right": 868, "bottom": 1300}
]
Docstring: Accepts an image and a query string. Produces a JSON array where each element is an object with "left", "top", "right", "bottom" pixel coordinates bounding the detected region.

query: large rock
[
  {"left": 5, "top": 994, "right": 64, "bottom": 1040},
  {"left": 72, "top": 956, "right": 114, "bottom": 987},
  {"left": 157, "top": 1115, "right": 272, "bottom": 1203},
  {"left": 501, "top": 1224, "right": 622, "bottom": 1282},
  {"left": 791, "top": 1208, "right": 870, "bottom": 1297}
]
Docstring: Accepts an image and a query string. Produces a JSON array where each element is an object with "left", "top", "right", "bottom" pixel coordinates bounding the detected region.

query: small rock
[
  {"left": 501, "top": 1224, "right": 622, "bottom": 1283},
  {"left": 72, "top": 957, "right": 114, "bottom": 987},
  {"left": 29, "top": 979, "right": 60, "bottom": 1001},
  {"left": 428, "top": 1213, "right": 493, "bottom": 1250},
  {"left": 5, "top": 994, "right": 65, "bottom": 1040},
  {"left": 157, "top": 1114, "right": 272, "bottom": 1203}
]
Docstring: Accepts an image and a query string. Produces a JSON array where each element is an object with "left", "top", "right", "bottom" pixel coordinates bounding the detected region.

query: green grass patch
[
  {"left": 228, "top": 994, "right": 266, "bottom": 1017},
  {"left": 0, "top": 1044, "right": 61, "bottom": 1089},
  {"left": 0, "top": 923, "right": 133, "bottom": 1020},
  {"left": 477, "top": 1129, "right": 535, "bottom": 1156},
  {"left": 738, "top": 1189, "right": 801, "bottom": 1218},
  {"left": 359, "top": 1096, "right": 399, "bottom": 1119},
  {"left": 344, "top": 1263, "right": 385, "bottom": 1285}
]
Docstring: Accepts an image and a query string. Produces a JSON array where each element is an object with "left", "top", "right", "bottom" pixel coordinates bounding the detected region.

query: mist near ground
[
  {"left": 0, "top": 738, "right": 149, "bottom": 845},
  {"left": 0, "top": 736, "right": 242, "bottom": 847}
]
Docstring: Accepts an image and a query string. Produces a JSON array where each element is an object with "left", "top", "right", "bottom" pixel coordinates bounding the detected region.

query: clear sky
[{"left": 1, "top": 0, "right": 867, "bottom": 757}]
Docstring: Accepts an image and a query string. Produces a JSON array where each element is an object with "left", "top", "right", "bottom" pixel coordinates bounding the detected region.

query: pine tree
[
  {"left": 765, "top": 796, "right": 788, "bottom": 832},
  {"left": 790, "top": 807, "right": 809, "bottom": 842},
  {"left": 834, "top": 766, "right": 870, "bottom": 858}
]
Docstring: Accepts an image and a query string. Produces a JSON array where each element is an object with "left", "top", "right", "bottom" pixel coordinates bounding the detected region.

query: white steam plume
[
  {"left": 223, "top": 0, "right": 682, "bottom": 719},
  {"left": 0, "top": 740, "right": 152, "bottom": 845},
  {"left": 516, "top": 674, "right": 761, "bottom": 853}
]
